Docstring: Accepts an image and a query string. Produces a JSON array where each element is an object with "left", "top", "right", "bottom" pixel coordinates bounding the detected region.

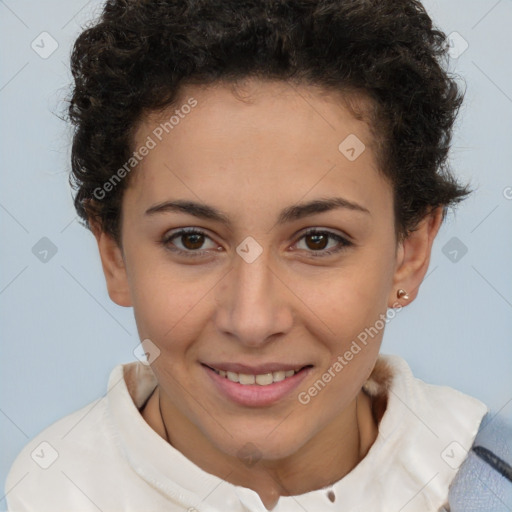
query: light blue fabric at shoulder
[{"left": 448, "top": 412, "right": 512, "bottom": 511}]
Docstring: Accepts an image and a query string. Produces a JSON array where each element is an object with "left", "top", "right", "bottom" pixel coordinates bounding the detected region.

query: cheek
[
  {"left": 127, "top": 249, "right": 211, "bottom": 350},
  {"left": 296, "top": 241, "right": 396, "bottom": 380},
  {"left": 293, "top": 273, "right": 389, "bottom": 423},
  {"left": 294, "top": 246, "right": 396, "bottom": 340},
  {"left": 127, "top": 223, "right": 397, "bottom": 355}
]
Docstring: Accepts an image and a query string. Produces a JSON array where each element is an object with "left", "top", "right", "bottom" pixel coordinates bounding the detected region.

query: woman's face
[{"left": 112, "top": 79, "right": 404, "bottom": 460}]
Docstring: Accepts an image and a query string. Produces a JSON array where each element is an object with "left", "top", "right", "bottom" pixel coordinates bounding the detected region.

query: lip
[
  {"left": 203, "top": 362, "right": 309, "bottom": 374},
  {"left": 202, "top": 363, "right": 313, "bottom": 407}
]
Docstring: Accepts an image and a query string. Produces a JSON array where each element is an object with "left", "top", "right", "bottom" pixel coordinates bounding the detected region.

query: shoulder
[
  {"left": 4, "top": 368, "right": 126, "bottom": 512},
  {"left": 367, "top": 354, "right": 489, "bottom": 425},
  {"left": 364, "top": 354, "right": 491, "bottom": 510},
  {"left": 448, "top": 412, "right": 512, "bottom": 511},
  {"left": 373, "top": 355, "right": 512, "bottom": 510}
]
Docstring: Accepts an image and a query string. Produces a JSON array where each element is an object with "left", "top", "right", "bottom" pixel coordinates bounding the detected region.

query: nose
[{"left": 214, "top": 247, "right": 294, "bottom": 348}]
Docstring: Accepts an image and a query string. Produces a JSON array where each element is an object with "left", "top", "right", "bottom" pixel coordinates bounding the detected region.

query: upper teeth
[{"left": 212, "top": 368, "right": 301, "bottom": 386}]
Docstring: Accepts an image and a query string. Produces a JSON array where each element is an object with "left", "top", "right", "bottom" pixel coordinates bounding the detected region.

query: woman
[{"left": 5, "top": 0, "right": 512, "bottom": 510}]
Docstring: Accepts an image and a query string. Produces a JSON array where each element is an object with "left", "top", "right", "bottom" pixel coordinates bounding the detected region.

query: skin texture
[{"left": 91, "top": 79, "right": 443, "bottom": 510}]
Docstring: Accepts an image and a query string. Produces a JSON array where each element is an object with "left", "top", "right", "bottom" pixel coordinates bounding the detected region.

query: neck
[{"left": 143, "top": 387, "right": 378, "bottom": 510}]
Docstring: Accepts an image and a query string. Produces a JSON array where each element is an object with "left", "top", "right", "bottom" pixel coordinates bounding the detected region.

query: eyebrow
[{"left": 144, "top": 197, "right": 370, "bottom": 226}]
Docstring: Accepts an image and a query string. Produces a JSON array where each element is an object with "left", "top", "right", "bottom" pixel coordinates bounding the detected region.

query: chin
[{"left": 211, "top": 427, "right": 309, "bottom": 463}]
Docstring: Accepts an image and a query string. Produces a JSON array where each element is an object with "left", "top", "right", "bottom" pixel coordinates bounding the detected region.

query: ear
[
  {"left": 388, "top": 207, "right": 444, "bottom": 307},
  {"left": 90, "top": 218, "right": 132, "bottom": 307}
]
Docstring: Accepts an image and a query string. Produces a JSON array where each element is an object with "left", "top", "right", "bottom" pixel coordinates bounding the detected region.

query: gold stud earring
[{"left": 397, "top": 289, "right": 409, "bottom": 300}]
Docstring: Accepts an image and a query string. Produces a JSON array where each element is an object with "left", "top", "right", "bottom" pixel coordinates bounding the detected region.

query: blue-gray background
[{"left": 1, "top": 0, "right": 511, "bottom": 507}]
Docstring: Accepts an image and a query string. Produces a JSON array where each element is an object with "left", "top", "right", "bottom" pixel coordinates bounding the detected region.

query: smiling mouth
[{"left": 204, "top": 364, "right": 313, "bottom": 386}]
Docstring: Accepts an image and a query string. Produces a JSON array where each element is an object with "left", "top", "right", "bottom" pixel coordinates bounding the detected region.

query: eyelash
[{"left": 161, "top": 227, "right": 353, "bottom": 259}]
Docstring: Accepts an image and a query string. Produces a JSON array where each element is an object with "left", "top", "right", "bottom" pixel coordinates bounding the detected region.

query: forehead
[
  {"left": 125, "top": 79, "right": 391, "bottom": 218},
  {"left": 137, "top": 78, "right": 377, "bottom": 153}
]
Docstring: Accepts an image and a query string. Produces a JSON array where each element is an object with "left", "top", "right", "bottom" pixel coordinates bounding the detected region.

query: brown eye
[
  {"left": 304, "top": 233, "right": 329, "bottom": 251},
  {"left": 162, "top": 228, "right": 218, "bottom": 257},
  {"left": 295, "top": 229, "right": 352, "bottom": 257},
  {"left": 180, "top": 232, "right": 205, "bottom": 250}
]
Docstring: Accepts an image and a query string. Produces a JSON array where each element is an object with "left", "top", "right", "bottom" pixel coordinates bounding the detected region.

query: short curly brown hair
[{"left": 68, "top": 0, "right": 468, "bottom": 245}]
